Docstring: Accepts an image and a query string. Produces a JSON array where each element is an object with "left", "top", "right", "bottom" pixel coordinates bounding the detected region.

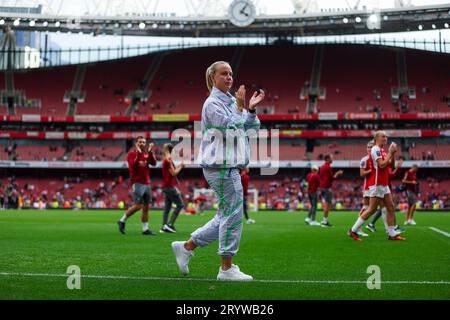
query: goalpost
[{"left": 193, "top": 188, "right": 259, "bottom": 212}]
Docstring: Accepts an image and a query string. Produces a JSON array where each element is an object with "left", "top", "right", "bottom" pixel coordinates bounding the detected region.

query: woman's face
[
  {"left": 366, "top": 143, "right": 374, "bottom": 154},
  {"left": 137, "top": 138, "right": 146, "bottom": 149},
  {"left": 376, "top": 132, "right": 388, "bottom": 147},
  {"left": 213, "top": 64, "right": 233, "bottom": 93}
]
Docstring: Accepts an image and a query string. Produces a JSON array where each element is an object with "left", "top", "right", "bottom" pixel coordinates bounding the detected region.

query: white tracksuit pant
[{"left": 191, "top": 168, "right": 244, "bottom": 257}]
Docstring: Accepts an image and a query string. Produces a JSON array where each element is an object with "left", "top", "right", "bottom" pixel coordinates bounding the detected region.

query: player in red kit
[
  {"left": 348, "top": 131, "right": 406, "bottom": 241},
  {"left": 194, "top": 194, "right": 207, "bottom": 214},
  {"left": 160, "top": 143, "right": 185, "bottom": 233},
  {"left": 318, "top": 154, "right": 343, "bottom": 227},
  {"left": 357, "top": 140, "right": 375, "bottom": 237},
  {"left": 403, "top": 164, "right": 419, "bottom": 225},
  {"left": 240, "top": 167, "right": 255, "bottom": 224},
  {"left": 366, "top": 158, "right": 404, "bottom": 233},
  {"left": 305, "top": 165, "right": 321, "bottom": 226},
  {"left": 117, "top": 136, "right": 157, "bottom": 235}
]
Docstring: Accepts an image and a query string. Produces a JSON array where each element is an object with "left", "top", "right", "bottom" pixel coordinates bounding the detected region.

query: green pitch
[{"left": 0, "top": 209, "right": 449, "bottom": 300}]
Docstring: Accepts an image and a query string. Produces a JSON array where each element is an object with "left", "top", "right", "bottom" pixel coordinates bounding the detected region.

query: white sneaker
[
  {"left": 386, "top": 227, "right": 403, "bottom": 236},
  {"left": 217, "top": 264, "right": 253, "bottom": 281},
  {"left": 357, "top": 229, "right": 369, "bottom": 237},
  {"left": 404, "top": 220, "right": 410, "bottom": 225},
  {"left": 309, "top": 221, "right": 321, "bottom": 226},
  {"left": 246, "top": 219, "right": 256, "bottom": 224},
  {"left": 409, "top": 220, "right": 417, "bottom": 225},
  {"left": 305, "top": 217, "right": 311, "bottom": 225},
  {"left": 387, "top": 229, "right": 402, "bottom": 237},
  {"left": 164, "top": 224, "right": 176, "bottom": 233},
  {"left": 171, "top": 241, "right": 194, "bottom": 275}
]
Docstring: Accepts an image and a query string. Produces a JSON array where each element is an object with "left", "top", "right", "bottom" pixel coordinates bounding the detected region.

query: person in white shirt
[{"left": 171, "top": 61, "right": 264, "bottom": 281}]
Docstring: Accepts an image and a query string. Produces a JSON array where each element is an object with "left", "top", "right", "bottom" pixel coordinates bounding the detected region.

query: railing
[
  {"left": 0, "top": 35, "right": 448, "bottom": 70},
  {"left": 293, "top": 35, "right": 450, "bottom": 53}
]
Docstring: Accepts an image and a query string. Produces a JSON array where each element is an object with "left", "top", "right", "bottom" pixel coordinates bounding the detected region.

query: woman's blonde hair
[
  {"left": 205, "top": 61, "right": 230, "bottom": 92},
  {"left": 373, "top": 130, "right": 385, "bottom": 141}
]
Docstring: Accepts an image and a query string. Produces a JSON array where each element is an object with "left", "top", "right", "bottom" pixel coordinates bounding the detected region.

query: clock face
[{"left": 228, "top": 0, "right": 256, "bottom": 27}]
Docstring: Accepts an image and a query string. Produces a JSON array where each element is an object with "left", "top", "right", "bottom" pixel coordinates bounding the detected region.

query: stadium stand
[
  {"left": 236, "top": 45, "right": 314, "bottom": 114},
  {"left": 13, "top": 66, "right": 76, "bottom": 115},
  {"left": 408, "top": 143, "right": 449, "bottom": 161},
  {"left": 76, "top": 54, "right": 158, "bottom": 116},
  {"left": 319, "top": 45, "right": 398, "bottom": 113},
  {"left": 405, "top": 50, "right": 450, "bottom": 112},
  {"left": 0, "top": 73, "right": 6, "bottom": 115},
  {"left": 144, "top": 46, "right": 236, "bottom": 115},
  {"left": 1, "top": 44, "right": 449, "bottom": 211},
  {"left": 2, "top": 45, "right": 448, "bottom": 116},
  {"left": 69, "top": 144, "right": 124, "bottom": 161},
  {"left": 15, "top": 145, "right": 66, "bottom": 161},
  {"left": 3, "top": 174, "right": 448, "bottom": 210},
  {"left": 3, "top": 138, "right": 449, "bottom": 162}
]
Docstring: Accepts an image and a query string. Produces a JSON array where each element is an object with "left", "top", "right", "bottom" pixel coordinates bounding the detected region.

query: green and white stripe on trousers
[{"left": 191, "top": 167, "right": 244, "bottom": 257}]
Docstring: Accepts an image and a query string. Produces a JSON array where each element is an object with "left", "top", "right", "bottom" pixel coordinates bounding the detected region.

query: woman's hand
[
  {"left": 135, "top": 142, "right": 142, "bottom": 154},
  {"left": 235, "top": 85, "right": 246, "bottom": 112},
  {"left": 388, "top": 142, "right": 397, "bottom": 155},
  {"left": 249, "top": 89, "right": 265, "bottom": 110}
]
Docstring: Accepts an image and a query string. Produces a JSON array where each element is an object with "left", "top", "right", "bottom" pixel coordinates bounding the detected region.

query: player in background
[
  {"left": 160, "top": 143, "right": 185, "bottom": 234},
  {"left": 403, "top": 164, "right": 419, "bottom": 225},
  {"left": 357, "top": 140, "right": 375, "bottom": 237},
  {"left": 366, "top": 158, "right": 404, "bottom": 233},
  {"left": 305, "top": 165, "right": 321, "bottom": 226},
  {"left": 240, "top": 167, "right": 255, "bottom": 224},
  {"left": 194, "top": 194, "right": 207, "bottom": 215},
  {"left": 318, "top": 154, "right": 344, "bottom": 227},
  {"left": 348, "top": 131, "right": 406, "bottom": 241},
  {"left": 118, "top": 136, "right": 157, "bottom": 235}
]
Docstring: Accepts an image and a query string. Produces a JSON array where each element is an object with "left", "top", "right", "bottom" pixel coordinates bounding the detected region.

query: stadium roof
[
  {"left": 0, "top": 1, "right": 449, "bottom": 37},
  {"left": 1, "top": 0, "right": 449, "bottom": 17}
]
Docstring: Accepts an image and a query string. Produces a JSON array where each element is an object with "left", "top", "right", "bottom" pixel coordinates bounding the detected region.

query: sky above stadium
[{"left": 3, "top": 0, "right": 444, "bottom": 52}]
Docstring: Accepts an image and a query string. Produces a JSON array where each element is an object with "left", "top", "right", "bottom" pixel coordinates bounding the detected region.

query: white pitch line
[
  {"left": 0, "top": 272, "right": 449, "bottom": 285},
  {"left": 429, "top": 227, "right": 450, "bottom": 238}
]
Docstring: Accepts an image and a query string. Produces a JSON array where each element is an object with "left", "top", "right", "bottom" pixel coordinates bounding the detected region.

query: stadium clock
[{"left": 228, "top": 0, "right": 257, "bottom": 27}]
